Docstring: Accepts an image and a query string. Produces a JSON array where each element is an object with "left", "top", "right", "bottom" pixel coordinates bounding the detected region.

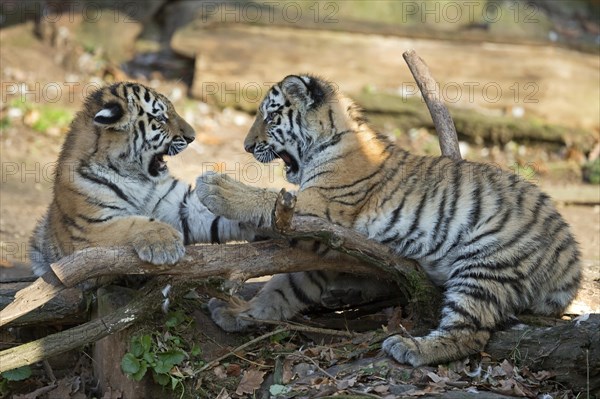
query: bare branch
[
  {"left": 0, "top": 281, "right": 85, "bottom": 326},
  {"left": 1, "top": 225, "right": 434, "bottom": 329},
  {"left": 403, "top": 49, "right": 462, "bottom": 161},
  {"left": 0, "top": 278, "right": 171, "bottom": 373}
]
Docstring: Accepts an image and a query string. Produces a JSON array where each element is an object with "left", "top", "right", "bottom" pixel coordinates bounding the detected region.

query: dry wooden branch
[
  {"left": 0, "top": 278, "right": 171, "bottom": 373},
  {"left": 1, "top": 232, "right": 433, "bottom": 329},
  {"left": 0, "top": 272, "right": 66, "bottom": 327},
  {"left": 403, "top": 49, "right": 462, "bottom": 161},
  {"left": 0, "top": 281, "right": 86, "bottom": 326}
]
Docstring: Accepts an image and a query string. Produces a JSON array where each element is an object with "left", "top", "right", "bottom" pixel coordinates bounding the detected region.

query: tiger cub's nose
[
  {"left": 184, "top": 136, "right": 195, "bottom": 144},
  {"left": 244, "top": 143, "right": 256, "bottom": 153}
]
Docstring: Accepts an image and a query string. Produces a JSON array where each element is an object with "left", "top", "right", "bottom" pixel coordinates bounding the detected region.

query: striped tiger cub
[
  {"left": 196, "top": 74, "right": 582, "bottom": 366},
  {"left": 30, "top": 82, "right": 254, "bottom": 276}
]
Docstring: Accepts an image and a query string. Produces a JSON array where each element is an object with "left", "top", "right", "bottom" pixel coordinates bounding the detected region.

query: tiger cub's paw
[
  {"left": 382, "top": 335, "right": 425, "bottom": 367},
  {"left": 208, "top": 297, "right": 255, "bottom": 332},
  {"left": 132, "top": 224, "right": 185, "bottom": 265},
  {"left": 196, "top": 172, "right": 253, "bottom": 221}
]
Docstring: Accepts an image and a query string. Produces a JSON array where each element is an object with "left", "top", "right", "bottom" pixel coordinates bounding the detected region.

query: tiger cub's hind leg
[
  {"left": 383, "top": 278, "right": 502, "bottom": 366},
  {"left": 209, "top": 272, "right": 327, "bottom": 332},
  {"left": 209, "top": 270, "right": 398, "bottom": 331}
]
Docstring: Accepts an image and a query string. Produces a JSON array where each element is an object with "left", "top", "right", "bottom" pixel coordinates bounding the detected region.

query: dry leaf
[
  {"left": 48, "top": 377, "right": 79, "bottom": 399},
  {"left": 532, "top": 370, "right": 555, "bottom": 381},
  {"left": 403, "top": 385, "right": 444, "bottom": 397},
  {"left": 500, "top": 359, "right": 514, "bottom": 377},
  {"left": 427, "top": 371, "right": 444, "bottom": 383},
  {"left": 282, "top": 357, "right": 294, "bottom": 384},
  {"left": 336, "top": 376, "right": 357, "bottom": 390},
  {"left": 374, "top": 384, "right": 390, "bottom": 393},
  {"left": 226, "top": 363, "right": 242, "bottom": 377},
  {"left": 235, "top": 368, "right": 266, "bottom": 396},
  {"left": 214, "top": 365, "right": 227, "bottom": 380},
  {"left": 492, "top": 378, "right": 532, "bottom": 397},
  {"left": 101, "top": 387, "right": 123, "bottom": 399},
  {"left": 215, "top": 388, "right": 231, "bottom": 399}
]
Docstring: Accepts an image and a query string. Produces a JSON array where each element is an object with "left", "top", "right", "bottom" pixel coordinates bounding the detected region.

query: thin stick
[
  {"left": 239, "top": 317, "right": 357, "bottom": 338},
  {"left": 197, "top": 327, "right": 288, "bottom": 372},
  {"left": 403, "top": 49, "right": 462, "bottom": 161},
  {"left": 287, "top": 353, "right": 337, "bottom": 381}
]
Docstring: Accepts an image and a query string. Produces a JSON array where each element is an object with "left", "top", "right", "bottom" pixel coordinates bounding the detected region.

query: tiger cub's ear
[
  {"left": 93, "top": 102, "right": 125, "bottom": 128},
  {"left": 282, "top": 75, "right": 313, "bottom": 109}
]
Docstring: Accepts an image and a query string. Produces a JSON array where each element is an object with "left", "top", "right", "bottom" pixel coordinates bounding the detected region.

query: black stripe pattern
[{"left": 209, "top": 74, "right": 582, "bottom": 367}]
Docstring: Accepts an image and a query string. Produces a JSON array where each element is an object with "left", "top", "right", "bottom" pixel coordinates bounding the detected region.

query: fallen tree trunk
[{"left": 486, "top": 314, "right": 600, "bottom": 395}]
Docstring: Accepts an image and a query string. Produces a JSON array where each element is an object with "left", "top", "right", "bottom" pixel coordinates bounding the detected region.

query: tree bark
[{"left": 485, "top": 314, "right": 600, "bottom": 395}]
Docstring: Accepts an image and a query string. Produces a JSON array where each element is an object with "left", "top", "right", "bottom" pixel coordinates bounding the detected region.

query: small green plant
[
  {"left": 121, "top": 310, "right": 203, "bottom": 397},
  {"left": 0, "top": 365, "right": 32, "bottom": 398},
  {"left": 30, "top": 107, "right": 73, "bottom": 134},
  {"left": 583, "top": 158, "right": 600, "bottom": 184},
  {"left": 7, "top": 98, "right": 73, "bottom": 135},
  {"left": 0, "top": 116, "right": 10, "bottom": 131},
  {"left": 1, "top": 365, "right": 32, "bottom": 382}
]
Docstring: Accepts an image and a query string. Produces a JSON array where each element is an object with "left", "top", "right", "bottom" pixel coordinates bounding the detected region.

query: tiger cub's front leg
[
  {"left": 196, "top": 172, "right": 277, "bottom": 229},
  {"left": 87, "top": 216, "right": 185, "bottom": 265}
]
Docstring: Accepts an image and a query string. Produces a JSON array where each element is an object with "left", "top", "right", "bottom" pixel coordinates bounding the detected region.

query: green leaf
[
  {"left": 154, "top": 360, "right": 172, "bottom": 374},
  {"left": 121, "top": 353, "right": 141, "bottom": 375},
  {"left": 131, "top": 339, "right": 144, "bottom": 357},
  {"left": 269, "top": 384, "right": 288, "bottom": 395},
  {"left": 0, "top": 379, "right": 10, "bottom": 396},
  {"left": 157, "top": 350, "right": 186, "bottom": 368},
  {"left": 190, "top": 344, "right": 202, "bottom": 357},
  {"left": 170, "top": 376, "right": 180, "bottom": 391},
  {"left": 140, "top": 335, "right": 152, "bottom": 352},
  {"left": 131, "top": 360, "right": 148, "bottom": 381},
  {"left": 269, "top": 331, "right": 291, "bottom": 344},
  {"left": 165, "top": 310, "right": 186, "bottom": 328},
  {"left": 1, "top": 366, "right": 32, "bottom": 381},
  {"left": 143, "top": 351, "right": 156, "bottom": 366},
  {"left": 153, "top": 372, "right": 170, "bottom": 386}
]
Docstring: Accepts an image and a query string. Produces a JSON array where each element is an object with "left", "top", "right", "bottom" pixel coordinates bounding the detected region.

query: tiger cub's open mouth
[
  {"left": 278, "top": 150, "right": 299, "bottom": 175},
  {"left": 149, "top": 138, "right": 190, "bottom": 177}
]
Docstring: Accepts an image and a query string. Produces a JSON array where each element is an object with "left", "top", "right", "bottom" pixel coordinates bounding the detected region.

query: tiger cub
[
  {"left": 196, "top": 75, "right": 582, "bottom": 366},
  {"left": 30, "top": 82, "right": 254, "bottom": 276}
]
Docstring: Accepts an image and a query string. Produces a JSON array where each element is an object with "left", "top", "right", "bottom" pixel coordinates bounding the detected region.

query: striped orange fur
[
  {"left": 196, "top": 75, "right": 581, "bottom": 366},
  {"left": 30, "top": 82, "right": 254, "bottom": 276}
]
